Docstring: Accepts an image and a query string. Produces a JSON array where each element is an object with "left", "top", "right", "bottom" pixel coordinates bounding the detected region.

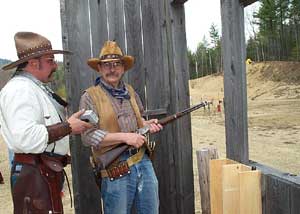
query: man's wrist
[{"left": 46, "top": 121, "right": 72, "bottom": 144}]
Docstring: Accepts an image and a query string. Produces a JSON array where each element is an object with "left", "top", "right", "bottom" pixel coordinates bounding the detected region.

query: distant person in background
[
  {"left": 0, "top": 32, "right": 92, "bottom": 214},
  {"left": 246, "top": 58, "right": 253, "bottom": 65}
]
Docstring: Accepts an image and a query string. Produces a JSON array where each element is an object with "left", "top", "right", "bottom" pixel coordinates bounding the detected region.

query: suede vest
[{"left": 86, "top": 84, "right": 144, "bottom": 158}]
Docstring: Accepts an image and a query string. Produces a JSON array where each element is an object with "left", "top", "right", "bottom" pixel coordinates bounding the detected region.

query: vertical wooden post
[
  {"left": 197, "top": 147, "right": 219, "bottom": 214},
  {"left": 161, "top": 0, "right": 195, "bottom": 213},
  {"left": 60, "top": 0, "right": 101, "bottom": 213},
  {"left": 220, "top": 0, "right": 249, "bottom": 163}
]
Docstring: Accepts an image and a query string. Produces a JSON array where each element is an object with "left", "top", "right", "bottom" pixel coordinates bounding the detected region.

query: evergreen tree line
[
  {"left": 188, "top": 24, "right": 222, "bottom": 80},
  {"left": 188, "top": 0, "right": 300, "bottom": 80},
  {"left": 247, "top": 0, "right": 300, "bottom": 61}
]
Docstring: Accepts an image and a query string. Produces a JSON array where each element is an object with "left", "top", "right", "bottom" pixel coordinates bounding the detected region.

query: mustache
[
  {"left": 48, "top": 68, "right": 57, "bottom": 78},
  {"left": 105, "top": 73, "right": 119, "bottom": 77}
]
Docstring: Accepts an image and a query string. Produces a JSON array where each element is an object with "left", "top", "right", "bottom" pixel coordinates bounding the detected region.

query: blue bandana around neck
[{"left": 95, "top": 76, "right": 130, "bottom": 100}]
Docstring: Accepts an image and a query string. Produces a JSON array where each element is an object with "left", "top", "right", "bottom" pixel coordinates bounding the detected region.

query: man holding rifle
[{"left": 80, "top": 40, "right": 163, "bottom": 214}]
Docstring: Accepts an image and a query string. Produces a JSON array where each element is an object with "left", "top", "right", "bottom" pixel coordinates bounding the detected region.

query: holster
[
  {"left": 90, "top": 156, "right": 102, "bottom": 189},
  {"left": 12, "top": 153, "right": 69, "bottom": 214}
]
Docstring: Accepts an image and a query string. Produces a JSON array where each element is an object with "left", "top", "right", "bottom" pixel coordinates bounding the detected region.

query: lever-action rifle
[{"left": 97, "top": 101, "right": 209, "bottom": 169}]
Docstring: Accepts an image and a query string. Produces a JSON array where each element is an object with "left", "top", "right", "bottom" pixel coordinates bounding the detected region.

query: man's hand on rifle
[
  {"left": 143, "top": 119, "right": 163, "bottom": 134},
  {"left": 123, "top": 133, "right": 146, "bottom": 148}
]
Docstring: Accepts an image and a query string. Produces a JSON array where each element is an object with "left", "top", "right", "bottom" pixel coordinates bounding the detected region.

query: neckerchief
[{"left": 95, "top": 76, "right": 130, "bottom": 100}]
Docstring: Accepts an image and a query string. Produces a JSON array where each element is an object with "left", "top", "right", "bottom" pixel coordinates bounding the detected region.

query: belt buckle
[
  {"left": 107, "top": 161, "right": 131, "bottom": 181},
  {"left": 128, "top": 148, "right": 139, "bottom": 156}
]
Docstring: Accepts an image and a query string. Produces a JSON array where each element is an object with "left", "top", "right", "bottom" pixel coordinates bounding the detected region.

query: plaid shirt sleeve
[
  {"left": 79, "top": 92, "right": 108, "bottom": 148},
  {"left": 134, "top": 92, "right": 145, "bottom": 117}
]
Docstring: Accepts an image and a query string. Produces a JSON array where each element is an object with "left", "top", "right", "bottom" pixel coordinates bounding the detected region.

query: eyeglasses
[
  {"left": 100, "top": 61, "right": 124, "bottom": 70},
  {"left": 39, "top": 57, "right": 57, "bottom": 65}
]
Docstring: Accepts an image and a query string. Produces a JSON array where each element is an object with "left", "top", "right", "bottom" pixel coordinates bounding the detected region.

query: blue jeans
[
  {"left": 101, "top": 153, "right": 159, "bottom": 214},
  {"left": 8, "top": 149, "right": 14, "bottom": 168}
]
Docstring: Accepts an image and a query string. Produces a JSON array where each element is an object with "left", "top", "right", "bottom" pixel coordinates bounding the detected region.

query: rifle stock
[
  {"left": 96, "top": 101, "right": 208, "bottom": 169},
  {"left": 96, "top": 144, "right": 129, "bottom": 169}
]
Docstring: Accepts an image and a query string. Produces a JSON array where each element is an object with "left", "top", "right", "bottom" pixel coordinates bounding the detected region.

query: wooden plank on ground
[
  {"left": 210, "top": 159, "right": 237, "bottom": 214},
  {"left": 222, "top": 164, "right": 251, "bottom": 214},
  {"left": 239, "top": 170, "right": 262, "bottom": 214}
]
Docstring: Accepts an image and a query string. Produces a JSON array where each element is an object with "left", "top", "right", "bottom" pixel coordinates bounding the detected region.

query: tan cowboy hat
[
  {"left": 87, "top": 40, "right": 134, "bottom": 72},
  {"left": 2, "top": 32, "right": 72, "bottom": 71}
]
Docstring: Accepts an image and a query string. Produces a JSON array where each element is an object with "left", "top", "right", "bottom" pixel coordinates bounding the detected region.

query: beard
[{"left": 48, "top": 68, "right": 57, "bottom": 81}]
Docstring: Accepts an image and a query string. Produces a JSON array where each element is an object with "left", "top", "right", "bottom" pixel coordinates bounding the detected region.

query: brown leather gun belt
[
  {"left": 14, "top": 153, "right": 39, "bottom": 165},
  {"left": 100, "top": 147, "right": 146, "bottom": 181}
]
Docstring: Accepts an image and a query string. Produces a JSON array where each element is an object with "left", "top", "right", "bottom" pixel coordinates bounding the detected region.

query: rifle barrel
[{"left": 158, "top": 102, "right": 206, "bottom": 125}]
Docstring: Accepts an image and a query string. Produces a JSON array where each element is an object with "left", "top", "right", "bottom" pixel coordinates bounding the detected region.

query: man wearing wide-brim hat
[
  {"left": 0, "top": 32, "right": 92, "bottom": 213},
  {"left": 80, "top": 40, "right": 163, "bottom": 214}
]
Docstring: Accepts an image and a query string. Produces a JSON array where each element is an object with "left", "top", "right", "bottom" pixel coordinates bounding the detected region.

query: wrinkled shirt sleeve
[
  {"left": 0, "top": 84, "right": 48, "bottom": 153},
  {"left": 134, "top": 91, "right": 145, "bottom": 116},
  {"left": 79, "top": 92, "right": 107, "bottom": 148}
]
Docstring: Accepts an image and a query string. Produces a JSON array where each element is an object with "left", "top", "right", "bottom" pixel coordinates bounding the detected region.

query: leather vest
[{"left": 86, "top": 84, "right": 144, "bottom": 158}]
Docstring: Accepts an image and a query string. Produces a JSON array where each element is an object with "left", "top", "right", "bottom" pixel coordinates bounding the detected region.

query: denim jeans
[
  {"left": 11, "top": 163, "right": 23, "bottom": 190},
  {"left": 101, "top": 152, "right": 159, "bottom": 214},
  {"left": 8, "top": 149, "right": 14, "bottom": 168}
]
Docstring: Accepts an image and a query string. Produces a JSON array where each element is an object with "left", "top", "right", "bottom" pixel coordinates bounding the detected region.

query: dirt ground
[{"left": 1, "top": 61, "right": 300, "bottom": 213}]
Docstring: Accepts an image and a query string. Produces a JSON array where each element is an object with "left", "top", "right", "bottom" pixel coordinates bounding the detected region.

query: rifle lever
[{"left": 136, "top": 126, "right": 150, "bottom": 136}]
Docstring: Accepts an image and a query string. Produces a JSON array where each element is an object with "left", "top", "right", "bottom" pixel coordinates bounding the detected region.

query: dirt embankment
[{"left": 190, "top": 61, "right": 300, "bottom": 102}]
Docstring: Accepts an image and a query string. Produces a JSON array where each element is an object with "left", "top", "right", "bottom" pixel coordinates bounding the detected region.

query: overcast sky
[{"left": 0, "top": 0, "right": 259, "bottom": 61}]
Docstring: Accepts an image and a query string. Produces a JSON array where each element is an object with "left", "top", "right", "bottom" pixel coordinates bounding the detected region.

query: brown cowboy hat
[
  {"left": 2, "top": 32, "right": 72, "bottom": 71},
  {"left": 87, "top": 40, "right": 134, "bottom": 72}
]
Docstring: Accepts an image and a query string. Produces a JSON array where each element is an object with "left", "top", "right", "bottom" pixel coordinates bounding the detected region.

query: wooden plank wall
[
  {"left": 250, "top": 161, "right": 300, "bottom": 214},
  {"left": 60, "top": 0, "right": 101, "bottom": 213},
  {"left": 60, "top": 0, "right": 194, "bottom": 213}
]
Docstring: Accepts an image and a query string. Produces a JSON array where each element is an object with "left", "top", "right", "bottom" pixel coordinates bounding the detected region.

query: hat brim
[
  {"left": 1, "top": 50, "right": 72, "bottom": 71},
  {"left": 87, "top": 55, "right": 134, "bottom": 72}
]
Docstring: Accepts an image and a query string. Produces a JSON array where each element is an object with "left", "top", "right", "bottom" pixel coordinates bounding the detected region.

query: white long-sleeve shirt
[{"left": 0, "top": 74, "right": 69, "bottom": 155}]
